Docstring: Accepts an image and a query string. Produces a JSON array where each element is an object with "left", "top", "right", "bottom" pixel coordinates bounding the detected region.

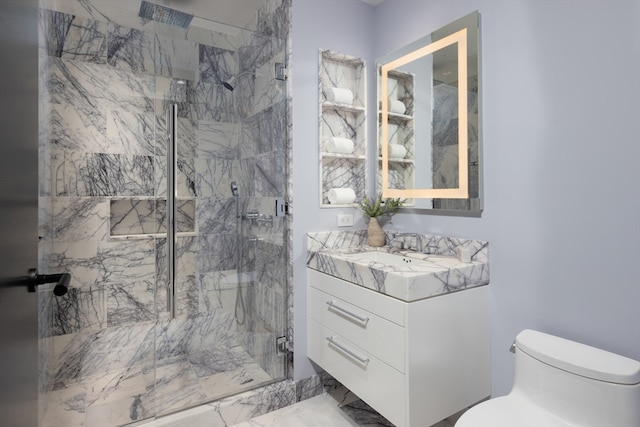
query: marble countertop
[{"left": 306, "top": 231, "right": 490, "bottom": 302}]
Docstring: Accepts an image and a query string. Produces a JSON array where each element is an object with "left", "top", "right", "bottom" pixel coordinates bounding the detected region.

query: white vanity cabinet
[{"left": 307, "top": 268, "right": 490, "bottom": 427}]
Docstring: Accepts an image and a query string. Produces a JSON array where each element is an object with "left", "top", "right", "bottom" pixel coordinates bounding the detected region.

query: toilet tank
[{"left": 511, "top": 329, "right": 640, "bottom": 427}]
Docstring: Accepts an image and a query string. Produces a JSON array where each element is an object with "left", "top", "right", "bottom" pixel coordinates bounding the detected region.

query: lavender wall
[
  {"left": 293, "top": 0, "right": 640, "bottom": 397},
  {"left": 291, "top": 0, "right": 376, "bottom": 379}
]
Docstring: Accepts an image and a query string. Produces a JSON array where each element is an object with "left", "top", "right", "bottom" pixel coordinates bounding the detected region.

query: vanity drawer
[
  {"left": 307, "top": 269, "right": 405, "bottom": 326},
  {"left": 307, "top": 319, "right": 406, "bottom": 427},
  {"left": 308, "top": 285, "right": 405, "bottom": 372}
]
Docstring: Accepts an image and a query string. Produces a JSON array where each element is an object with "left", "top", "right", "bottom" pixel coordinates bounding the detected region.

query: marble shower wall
[{"left": 38, "top": 0, "right": 290, "bottom": 422}]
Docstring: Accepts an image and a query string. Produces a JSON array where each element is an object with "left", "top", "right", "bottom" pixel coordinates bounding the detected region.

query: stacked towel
[
  {"left": 327, "top": 188, "right": 356, "bottom": 204},
  {"left": 388, "top": 143, "right": 407, "bottom": 159},
  {"left": 389, "top": 99, "right": 407, "bottom": 114},
  {"left": 325, "top": 137, "right": 354, "bottom": 154},
  {"left": 325, "top": 87, "right": 354, "bottom": 105}
]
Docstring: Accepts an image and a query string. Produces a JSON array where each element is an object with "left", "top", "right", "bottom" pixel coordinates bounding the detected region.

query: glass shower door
[
  {"left": 38, "top": 1, "right": 288, "bottom": 425},
  {"left": 149, "top": 10, "right": 289, "bottom": 417}
]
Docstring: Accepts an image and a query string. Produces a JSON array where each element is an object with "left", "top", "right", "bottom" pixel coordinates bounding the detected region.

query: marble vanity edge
[{"left": 306, "top": 230, "right": 489, "bottom": 302}]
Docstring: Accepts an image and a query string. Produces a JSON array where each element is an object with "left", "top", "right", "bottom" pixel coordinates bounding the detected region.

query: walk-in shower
[{"left": 37, "top": 0, "right": 289, "bottom": 425}]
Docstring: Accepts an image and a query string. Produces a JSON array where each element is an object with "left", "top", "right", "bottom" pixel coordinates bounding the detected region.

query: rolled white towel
[
  {"left": 388, "top": 143, "right": 407, "bottom": 159},
  {"left": 325, "top": 87, "right": 354, "bottom": 105},
  {"left": 389, "top": 99, "right": 406, "bottom": 114},
  {"left": 327, "top": 188, "right": 356, "bottom": 204},
  {"left": 325, "top": 137, "right": 354, "bottom": 154}
]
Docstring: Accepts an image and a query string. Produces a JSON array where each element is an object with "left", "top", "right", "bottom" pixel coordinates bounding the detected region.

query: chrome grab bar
[
  {"left": 326, "top": 300, "right": 369, "bottom": 325},
  {"left": 166, "top": 104, "right": 178, "bottom": 319},
  {"left": 326, "top": 336, "right": 370, "bottom": 366}
]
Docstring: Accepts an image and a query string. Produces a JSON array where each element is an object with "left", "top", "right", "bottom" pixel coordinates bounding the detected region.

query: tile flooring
[
  {"left": 230, "top": 391, "right": 463, "bottom": 427},
  {"left": 141, "top": 385, "right": 464, "bottom": 427}
]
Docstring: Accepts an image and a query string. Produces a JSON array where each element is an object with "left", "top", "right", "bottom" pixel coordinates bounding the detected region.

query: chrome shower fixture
[
  {"left": 222, "top": 71, "right": 254, "bottom": 91},
  {"left": 138, "top": 1, "right": 193, "bottom": 29}
]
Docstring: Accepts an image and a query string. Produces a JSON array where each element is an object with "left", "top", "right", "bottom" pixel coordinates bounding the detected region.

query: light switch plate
[{"left": 337, "top": 214, "right": 354, "bottom": 227}]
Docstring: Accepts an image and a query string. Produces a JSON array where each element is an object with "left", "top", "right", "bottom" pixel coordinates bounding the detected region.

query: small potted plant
[{"left": 358, "top": 194, "right": 404, "bottom": 247}]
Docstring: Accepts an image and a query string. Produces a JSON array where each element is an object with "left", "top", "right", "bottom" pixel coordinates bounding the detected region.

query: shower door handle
[{"left": 166, "top": 104, "right": 178, "bottom": 319}]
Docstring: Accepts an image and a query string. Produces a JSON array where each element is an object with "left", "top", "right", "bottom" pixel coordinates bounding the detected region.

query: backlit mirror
[{"left": 377, "top": 11, "right": 482, "bottom": 212}]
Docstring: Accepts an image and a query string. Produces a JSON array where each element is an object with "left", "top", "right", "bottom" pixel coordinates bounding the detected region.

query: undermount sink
[{"left": 348, "top": 251, "right": 434, "bottom": 269}]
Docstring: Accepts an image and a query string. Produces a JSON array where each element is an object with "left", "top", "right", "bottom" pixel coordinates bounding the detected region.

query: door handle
[{"left": 1, "top": 268, "right": 70, "bottom": 295}]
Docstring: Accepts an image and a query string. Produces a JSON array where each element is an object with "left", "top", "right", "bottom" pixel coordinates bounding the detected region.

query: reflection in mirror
[{"left": 377, "top": 11, "right": 482, "bottom": 212}]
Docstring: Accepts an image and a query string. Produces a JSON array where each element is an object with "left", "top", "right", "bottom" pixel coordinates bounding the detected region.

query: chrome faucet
[{"left": 389, "top": 232, "right": 421, "bottom": 251}]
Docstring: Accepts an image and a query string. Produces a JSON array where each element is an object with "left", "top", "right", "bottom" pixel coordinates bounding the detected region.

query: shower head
[
  {"left": 222, "top": 79, "right": 235, "bottom": 91},
  {"left": 138, "top": 1, "right": 193, "bottom": 29},
  {"left": 221, "top": 71, "right": 254, "bottom": 92},
  {"left": 230, "top": 182, "right": 239, "bottom": 197}
]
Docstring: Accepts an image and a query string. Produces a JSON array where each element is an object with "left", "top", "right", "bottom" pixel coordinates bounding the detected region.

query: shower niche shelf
[{"left": 319, "top": 49, "right": 367, "bottom": 208}]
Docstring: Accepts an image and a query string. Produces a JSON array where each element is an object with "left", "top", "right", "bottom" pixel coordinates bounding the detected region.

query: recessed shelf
[
  {"left": 323, "top": 102, "right": 366, "bottom": 113},
  {"left": 319, "top": 49, "right": 367, "bottom": 208}
]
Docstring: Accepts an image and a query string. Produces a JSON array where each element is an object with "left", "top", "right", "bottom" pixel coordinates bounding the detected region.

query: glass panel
[
  {"left": 38, "top": 0, "right": 288, "bottom": 424},
  {"left": 150, "top": 8, "right": 288, "bottom": 419}
]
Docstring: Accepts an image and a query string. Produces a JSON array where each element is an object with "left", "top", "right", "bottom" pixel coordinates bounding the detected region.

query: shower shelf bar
[{"left": 166, "top": 104, "right": 178, "bottom": 319}]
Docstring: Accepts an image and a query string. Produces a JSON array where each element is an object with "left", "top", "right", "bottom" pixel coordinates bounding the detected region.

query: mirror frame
[{"left": 377, "top": 11, "right": 482, "bottom": 212}]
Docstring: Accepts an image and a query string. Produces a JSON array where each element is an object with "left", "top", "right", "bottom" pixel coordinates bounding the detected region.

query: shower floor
[{"left": 41, "top": 338, "right": 273, "bottom": 427}]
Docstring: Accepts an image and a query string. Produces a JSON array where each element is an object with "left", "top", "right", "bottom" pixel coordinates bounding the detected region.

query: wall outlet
[{"left": 337, "top": 214, "right": 354, "bottom": 227}]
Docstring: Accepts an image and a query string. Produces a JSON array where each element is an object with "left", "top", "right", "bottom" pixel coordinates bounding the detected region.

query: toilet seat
[{"left": 456, "top": 396, "right": 570, "bottom": 427}]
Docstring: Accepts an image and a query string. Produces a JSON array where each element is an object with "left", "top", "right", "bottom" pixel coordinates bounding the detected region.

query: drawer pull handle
[
  {"left": 326, "top": 300, "right": 369, "bottom": 325},
  {"left": 326, "top": 336, "right": 370, "bottom": 366}
]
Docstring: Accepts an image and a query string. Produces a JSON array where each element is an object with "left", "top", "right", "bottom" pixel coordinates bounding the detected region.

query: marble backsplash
[{"left": 307, "top": 229, "right": 489, "bottom": 263}]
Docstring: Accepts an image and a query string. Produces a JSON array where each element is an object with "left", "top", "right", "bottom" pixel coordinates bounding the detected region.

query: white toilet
[{"left": 456, "top": 329, "right": 640, "bottom": 427}]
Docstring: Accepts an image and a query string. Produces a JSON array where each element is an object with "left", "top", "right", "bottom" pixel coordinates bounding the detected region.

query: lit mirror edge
[
  {"left": 380, "top": 28, "right": 469, "bottom": 199},
  {"left": 376, "top": 10, "right": 483, "bottom": 215}
]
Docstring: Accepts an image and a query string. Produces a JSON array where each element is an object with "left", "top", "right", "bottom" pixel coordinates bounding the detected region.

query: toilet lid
[{"left": 455, "top": 396, "right": 570, "bottom": 427}]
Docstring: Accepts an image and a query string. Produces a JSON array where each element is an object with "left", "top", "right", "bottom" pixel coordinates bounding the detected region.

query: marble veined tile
[
  {"left": 321, "top": 157, "right": 365, "bottom": 203},
  {"left": 50, "top": 286, "right": 106, "bottom": 335},
  {"left": 320, "top": 56, "right": 365, "bottom": 109},
  {"left": 46, "top": 197, "right": 109, "bottom": 242},
  {"left": 106, "top": 280, "right": 155, "bottom": 327},
  {"left": 96, "top": 239, "right": 155, "bottom": 283},
  {"left": 197, "top": 120, "right": 242, "bottom": 159},
  {"left": 154, "top": 32, "right": 198, "bottom": 80},
  {"left": 109, "top": 199, "right": 157, "bottom": 236},
  {"left": 188, "top": 80, "right": 236, "bottom": 122},
  {"left": 41, "top": 239, "right": 100, "bottom": 291},
  {"left": 40, "top": 9, "right": 107, "bottom": 64},
  {"left": 109, "top": 199, "right": 195, "bottom": 236},
  {"left": 231, "top": 394, "right": 359, "bottom": 427},
  {"left": 83, "top": 364, "right": 152, "bottom": 426},
  {"left": 199, "top": 44, "right": 237, "bottom": 86},
  {"left": 154, "top": 155, "right": 197, "bottom": 199},
  {"left": 46, "top": 58, "right": 154, "bottom": 110},
  {"left": 40, "top": 381, "right": 87, "bottom": 427},
  {"left": 240, "top": 100, "right": 287, "bottom": 157},
  {"left": 196, "top": 157, "right": 240, "bottom": 198},
  {"left": 107, "top": 23, "right": 154, "bottom": 74},
  {"left": 49, "top": 148, "right": 155, "bottom": 197},
  {"left": 106, "top": 107, "right": 155, "bottom": 156},
  {"left": 45, "top": 95, "right": 106, "bottom": 153},
  {"left": 255, "top": 150, "right": 286, "bottom": 197},
  {"left": 196, "top": 232, "right": 237, "bottom": 274}
]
